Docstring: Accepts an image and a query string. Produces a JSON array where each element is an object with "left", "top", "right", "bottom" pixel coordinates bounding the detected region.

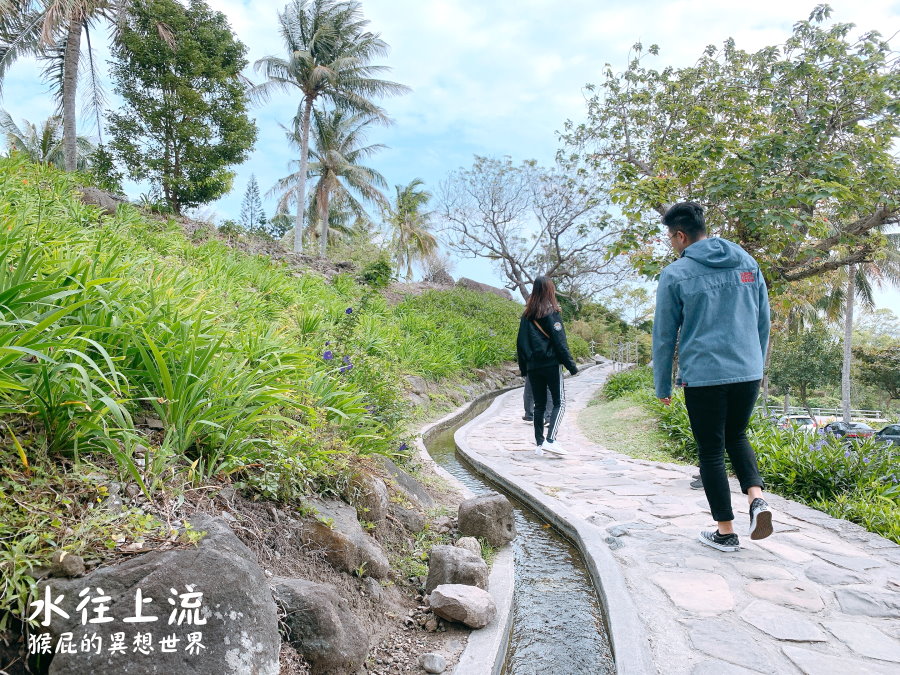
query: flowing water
[{"left": 425, "top": 398, "right": 615, "bottom": 675}]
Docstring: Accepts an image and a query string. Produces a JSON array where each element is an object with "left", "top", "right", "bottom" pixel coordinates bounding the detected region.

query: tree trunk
[
  {"left": 318, "top": 188, "right": 330, "bottom": 258},
  {"left": 783, "top": 389, "right": 789, "bottom": 415},
  {"left": 842, "top": 264, "right": 856, "bottom": 423},
  {"left": 800, "top": 383, "right": 815, "bottom": 421},
  {"left": 295, "top": 97, "right": 313, "bottom": 254},
  {"left": 62, "top": 17, "right": 83, "bottom": 172}
]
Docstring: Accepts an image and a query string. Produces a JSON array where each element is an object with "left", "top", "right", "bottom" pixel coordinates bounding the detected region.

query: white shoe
[
  {"left": 535, "top": 445, "right": 544, "bottom": 457},
  {"left": 542, "top": 440, "right": 567, "bottom": 456}
]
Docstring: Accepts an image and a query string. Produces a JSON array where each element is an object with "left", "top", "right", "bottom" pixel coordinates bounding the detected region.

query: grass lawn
[{"left": 579, "top": 393, "right": 692, "bottom": 466}]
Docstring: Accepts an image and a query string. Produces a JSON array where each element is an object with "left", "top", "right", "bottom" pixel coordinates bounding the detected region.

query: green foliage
[
  {"left": 638, "top": 384, "right": 899, "bottom": 542},
  {"left": 0, "top": 156, "right": 541, "bottom": 624},
  {"left": 601, "top": 366, "right": 653, "bottom": 400},
  {"left": 240, "top": 174, "right": 267, "bottom": 233},
  {"left": 87, "top": 145, "right": 124, "bottom": 194},
  {"left": 107, "top": 0, "right": 257, "bottom": 214},
  {"left": 0, "top": 450, "right": 176, "bottom": 631},
  {"left": 564, "top": 7, "right": 900, "bottom": 288},
  {"left": 854, "top": 343, "right": 900, "bottom": 407},
  {"left": 385, "top": 178, "right": 438, "bottom": 281},
  {"left": 361, "top": 256, "right": 394, "bottom": 289},
  {"left": 769, "top": 327, "right": 842, "bottom": 408}
]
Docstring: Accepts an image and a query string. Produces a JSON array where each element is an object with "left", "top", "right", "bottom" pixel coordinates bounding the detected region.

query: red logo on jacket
[{"left": 740, "top": 271, "right": 755, "bottom": 283}]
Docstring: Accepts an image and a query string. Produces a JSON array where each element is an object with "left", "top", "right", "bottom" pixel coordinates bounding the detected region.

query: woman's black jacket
[{"left": 516, "top": 311, "right": 578, "bottom": 376}]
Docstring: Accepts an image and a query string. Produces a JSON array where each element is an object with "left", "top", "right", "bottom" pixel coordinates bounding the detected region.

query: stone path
[{"left": 458, "top": 364, "right": 900, "bottom": 675}]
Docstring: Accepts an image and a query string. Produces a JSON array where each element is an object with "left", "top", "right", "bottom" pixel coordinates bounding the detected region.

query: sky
[{"left": 2, "top": 0, "right": 899, "bottom": 312}]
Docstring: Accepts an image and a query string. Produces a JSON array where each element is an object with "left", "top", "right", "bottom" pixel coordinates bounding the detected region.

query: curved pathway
[{"left": 457, "top": 364, "right": 900, "bottom": 674}]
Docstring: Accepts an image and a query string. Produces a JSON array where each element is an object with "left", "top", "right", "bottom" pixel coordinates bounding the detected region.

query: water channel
[{"left": 424, "top": 397, "right": 615, "bottom": 675}]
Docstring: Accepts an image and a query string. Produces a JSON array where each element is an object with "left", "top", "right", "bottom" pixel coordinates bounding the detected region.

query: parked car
[
  {"left": 822, "top": 421, "right": 876, "bottom": 440},
  {"left": 874, "top": 424, "right": 900, "bottom": 447},
  {"left": 776, "top": 415, "right": 817, "bottom": 433}
]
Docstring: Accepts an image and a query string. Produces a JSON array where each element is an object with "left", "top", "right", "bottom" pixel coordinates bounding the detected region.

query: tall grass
[{"left": 0, "top": 155, "right": 550, "bottom": 625}]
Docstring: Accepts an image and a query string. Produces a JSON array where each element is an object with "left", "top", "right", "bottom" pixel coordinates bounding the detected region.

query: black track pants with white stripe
[{"left": 529, "top": 364, "right": 565, "bottom": 445}]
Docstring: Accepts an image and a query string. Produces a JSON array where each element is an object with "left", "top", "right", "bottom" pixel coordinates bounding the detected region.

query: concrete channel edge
[
  {"left": 452, "top": 387, "right": 656, "bottom": 675},
  {"left": 415, "top": 390, "right": 518, "bottom": 675}
]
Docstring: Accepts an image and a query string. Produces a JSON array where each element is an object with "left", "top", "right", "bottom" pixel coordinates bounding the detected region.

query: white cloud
[{"left": 1, "top": 0, "right": 898, "bottom": 301}]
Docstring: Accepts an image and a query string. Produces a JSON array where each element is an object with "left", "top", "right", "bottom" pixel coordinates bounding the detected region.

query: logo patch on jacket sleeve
[
  {"left": 740, "top": 271, "right": 755, "bottom": 283},
  {"left": 553, "top": 322, "right": 562, "bottom": 331}
]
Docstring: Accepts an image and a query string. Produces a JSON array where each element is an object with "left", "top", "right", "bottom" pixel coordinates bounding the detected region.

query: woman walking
[{"left": 516, "top": 276, "right": 579, "bottom": 456}]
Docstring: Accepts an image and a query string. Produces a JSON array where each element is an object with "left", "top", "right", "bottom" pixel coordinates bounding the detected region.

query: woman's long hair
[{"left": 523, "top": 276, "right": 560, "bottom": 320}]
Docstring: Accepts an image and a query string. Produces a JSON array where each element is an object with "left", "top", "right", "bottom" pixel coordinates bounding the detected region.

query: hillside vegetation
[{"left": 0, "top": 157, "right": 587, "bottom": 626}]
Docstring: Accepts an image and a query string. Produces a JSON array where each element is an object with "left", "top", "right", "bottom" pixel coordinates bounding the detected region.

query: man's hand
[{"left": 659, "top": 397, "right": 672, "bottom": 406}]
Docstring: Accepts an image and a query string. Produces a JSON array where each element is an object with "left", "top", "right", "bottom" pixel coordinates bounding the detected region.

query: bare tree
[{"left": 438, "top": 155, "right": 627, "bottom": 301}]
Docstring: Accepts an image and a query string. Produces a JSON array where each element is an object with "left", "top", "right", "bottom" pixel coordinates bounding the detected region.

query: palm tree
[
  {"left": 384, "top": 178, "right": 437, "bottom": 281},
  {"left": 0, "top": 110, "right": 93, "bottom": 168},
  {"left": 251, "top": 0, "right": 408, "bottom": 254},
  {"left": 272, "top": 107, "right": 386, "bottom": 257},
  {"left": 0, "top": 1, "right": 127, "bottom": 171},
  {"left": 819, "top": 237, "right": 900, "bottom": 421}
]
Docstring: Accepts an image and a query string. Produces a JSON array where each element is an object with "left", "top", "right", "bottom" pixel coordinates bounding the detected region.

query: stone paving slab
[{"left": 457, "top": 365, "right": 900, "bottom": 674}]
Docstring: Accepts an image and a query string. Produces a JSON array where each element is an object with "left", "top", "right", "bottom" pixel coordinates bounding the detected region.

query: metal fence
[
  {"left": 758, "top": 405, "right": 886, "bottom": 421},
  {"left": 590, "top": 339, "right": 639, "bottom": 372}
]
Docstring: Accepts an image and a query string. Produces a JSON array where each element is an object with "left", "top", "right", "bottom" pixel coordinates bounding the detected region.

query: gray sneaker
[
  {"left": 749, "top": 498, "right": 773, "bottom": 540},
  {"left": 690, "top": 476, "right": 703, "bottom": 490},
  {"left": 698, "top": 530, "right": 740, "bottom": 552}
]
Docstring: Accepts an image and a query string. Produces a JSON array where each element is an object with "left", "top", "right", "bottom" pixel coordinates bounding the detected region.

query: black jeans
[
  {"left": 529, "top": 365, "right": 565, "bottom": 445},
  {"left": 684, "top": 379, "right": 764, "bottom": 522},
  {"left": 523, "top": 374, "right": 552, "bottom": 422}
]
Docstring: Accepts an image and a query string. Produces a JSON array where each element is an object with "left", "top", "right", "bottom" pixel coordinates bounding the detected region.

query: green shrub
[
  {"left": 602, "top": 366, "right": 653, "bottom": 400},
  {"left": 361, "top": 256, "right": 394, "bottom": 289},
  {"left": 638, "top": 379, "right": 900, "bottom": 542}
]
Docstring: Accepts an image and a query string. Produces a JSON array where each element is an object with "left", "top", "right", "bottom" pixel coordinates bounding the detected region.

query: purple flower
[
  {"left": 325, "top": 341, "right": 330, "bottom": 346},
  {"left": 399, "top": 442, "right": 408, "bottom": 452},
  {"left": 345, "top": 307, "right": 353, "bottom": 314},
  {"left": 342, "top": 355, "right": 351, "bottom": 365},
  {"left": 339, "top": 364, "right": 353, "bottom": 374},
  {"left": 323, "top": 350, "right": 334, "bottom": 361},
  {"left": 844, "top": 450, "right": 851, "bottom": 458}
]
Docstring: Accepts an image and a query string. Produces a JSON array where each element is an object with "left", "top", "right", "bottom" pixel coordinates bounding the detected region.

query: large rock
[
  {"left": 458, "top": 493, "right": 516, "bottom": 547},
  {"left": 273, "top": 578, "right": 368, "bottom": 674},
  {"left": 349, "top": 473, "right": 388, "bottom": 524},
  {"left": 77, "top": 186, "right": 125, "bottom": 216},
  {"left": 378, "top": 457, "right": 434, "bottom": 509},
  {"left": 455, "top": 537, "right": 482, "bottom": 558},
  {"left": 429, "top": 584, "right": 496, "bottom": 629},
  {"left": 35, "top": 514, "right": 279, "bottom": 674},
  {"left": 405, "top": 375, "right": 429, "bottom": 396},
  {"left": 300, "top": 499, "right": 390, "bottom": 579},
  {"left": 425, "top": 545, "right": 488, "bottom": 594},
  {"left": 391, "top": 504, "right": 425, "bottom": 534},
  {"left": 455, "top": 277, "right": 514, "bottom": 301}
]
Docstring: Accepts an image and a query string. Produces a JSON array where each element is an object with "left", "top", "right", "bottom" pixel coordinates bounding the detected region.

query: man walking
[{"left": 652, "top": 202, "right": 773, "bottom": 552}]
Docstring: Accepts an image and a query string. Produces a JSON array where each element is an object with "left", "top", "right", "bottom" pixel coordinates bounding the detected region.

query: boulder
[
  {"left": 300, "top": 499, "right": 390, "bottom": 579},
  {"left": 378, "top": 457, "right": 435, "bottom": 509},
  {"left": 455, "top": 537, "right": 482, "bottom": 558},
  {"left": 349, "top": 473, "right": 388, "bottom": 524},
  {"left": 273, "top": 578, "right": 368, "bottom": 674},
  {"left": 76, "top": 187, "right": 125, "bottom": 216},
  {"left": 458, "top": 493, "right": 516, "bottom": 547},
  {"left": 425, "top": 546, "right": 488, "bottom": 594},
  {"left": 405, "top": 375, "right": 429, "bottom": 396},
  {"left": 455, "top": 277, "right": 514, "bottom": 301},
  {"left": 35, "top": 514, "right": 279, "bottom": 674},
  {"left": 428, "top": 585, "right": 496, "bottom": 629},
  {"left": 391, "top": 505, "right": 425, "bottom": 534}
]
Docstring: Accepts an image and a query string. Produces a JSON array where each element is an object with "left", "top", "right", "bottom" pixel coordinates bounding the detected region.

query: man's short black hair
[{"left": 663, "top": 201, "right": 706, "bottom": 240}]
